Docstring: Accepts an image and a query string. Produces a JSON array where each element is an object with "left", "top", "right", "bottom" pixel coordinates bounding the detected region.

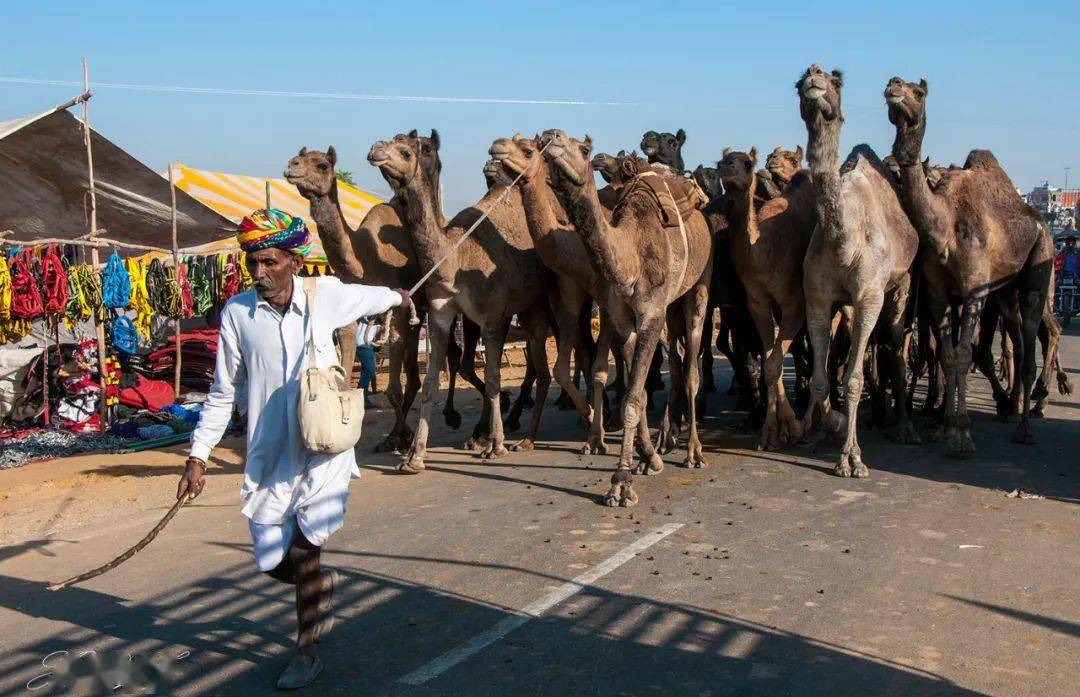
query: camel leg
[
  {"left": 746, "top": 301, "right": 781, "bottom": 450},
  {"left": 1033, "top": 307, "right": 1068, "bottom": 417},
  {"left": 548, "top": 290, "right": 592, "bottom": 438},
  {"left": 755, "top": 301, "right": 804, "bottom": 451},
  {"left": 950, "top": 297, "right": 986, "bottom": 455},
  {"left": 681, "top": 284, "right": 710, "bottom": 468},
  {"left": 374, "top": 310, "right": 415, "bottom": 453},
  {"left": 995, "top": 296, "right": 1025, "bottom": 422},
  {"left": 1012, "top": 253, "right": 1052, "bottom": 444},
  {"left": 336, "top": 323, "right": 358, "bottom": 383},
  {"left": 700, "top": 308, "right": 716, "bottom": 398},
  {"left": 504, "top": 348, "right": 536, "bottom": 433},
  {"left": 606, "top": 316, "right": 664, "bottom": 508},
  {"left": 459, "top": 317, "right": 506, "bottom": 451},
  {"left": 974, "top": 302, "right": 1012, "bottom": 416},
  {"left": 584, "top": 313, "right": 613, "bottom": 455},
  {"left": 399, "top": 305, "right": 454, "bottom": 474},
  {"left": 443, "top": 315, "right": 464, "bottom": 430},
  {"left": 883, "top": 280, "right": 920, "bottom": 445},
  {"left": 511, "top": 308, "right": 554, "bottom": 452},
  {"left": 479, "top": 321, "right": 510, "bottom": 460},
  {"left": 835, "top": 294, "right": 884, "bottom": 478},
  {"left": 655, "top": 309, "right": 685, "bottom": 456},
  {"left": 801, "top": 304, "right": 843, "bottom": 442}
]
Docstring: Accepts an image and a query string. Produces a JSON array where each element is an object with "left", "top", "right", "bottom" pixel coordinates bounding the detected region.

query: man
[
  {"left": 355, "top": 319, "right": 378, "bottom": 409},
  {"left": 176, "top": 209, "right": 409, "bottom": 689},
  {"left": 1056, "top": 235, "right": 1078, "bottom": 278}
]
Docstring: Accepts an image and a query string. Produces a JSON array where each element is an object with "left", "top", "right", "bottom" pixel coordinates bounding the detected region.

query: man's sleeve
[
  {"left": 327, "top": 277, "right": 403, "bottom": 325},
  {"left": 189, "top": 309, "right": 242, "bottom": 460}
]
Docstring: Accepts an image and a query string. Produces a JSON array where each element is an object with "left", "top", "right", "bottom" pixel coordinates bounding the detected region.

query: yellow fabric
[
  {"left": 125, "top": 257, "right": 153, "bottom": 340},
  {"left": 0, "top": 256, "right": 29, "bottom": 343},
  {"left": 237, "top": 252, "right": 253, "bottom": 290},
  {"left": 63, "top": 263, "right": 92, "bottom": 330}
]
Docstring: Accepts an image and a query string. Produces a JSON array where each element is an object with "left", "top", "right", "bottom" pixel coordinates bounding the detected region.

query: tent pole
[
  {"left": 82, "top": 57, "right": 109, "bottom": 431},
  {"left": 169, "top": 162, "right": 182, "bottom": 400},
  {"left": 42, "top": 318, "right": 51, "bottom": 427},
  {"left": 265, "top": 181, "right": 271, "bottom": 209}
]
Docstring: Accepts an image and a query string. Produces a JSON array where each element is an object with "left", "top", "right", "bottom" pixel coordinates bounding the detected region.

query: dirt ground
[{"left": 0, "top": 332, "right": 1077, "bottom": 696}]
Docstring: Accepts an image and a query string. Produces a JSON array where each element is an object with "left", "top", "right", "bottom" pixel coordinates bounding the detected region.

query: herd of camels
[{"left": 283, "top": 64, "right": 1072, "bottom": 507}]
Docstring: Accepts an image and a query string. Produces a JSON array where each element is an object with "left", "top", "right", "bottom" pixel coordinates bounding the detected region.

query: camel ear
[
  {"left": 408, "top": 129, "right": 419, "bottom": 139},
  {"left": 676, "top": 129, "right": 686, "bottom": 146},
  {"left": 772, "top": 146, "right": 782, "bottom": 154},
  {"left": 513, "top": 132, "right": 521, "bottom": 142},
  {"left": 722, "top": 146, "right": 732, "bottom": 157},
  {"left": 917, "top": 78, "right": 928, "bottom": 96},
  {"left": 430, "top": 129, "right": 440, "bottom": 149},
  {"left": 327, "top": 146, "right": 337, "bottom": 166},
  {"left": 831, "top": 69, "right": 844, "bottom": 87},
  {"left": 748, "top": 147, "right": 758, "bottom": 166},
  {"left": 580, "top": 135, "right": 593, "bottom": 158},
  {"left": 795, "top": 145, "right": 804, "bottom": 162},
  {"left": 299, "top": 146, "right": 308, "bottom": 156}
]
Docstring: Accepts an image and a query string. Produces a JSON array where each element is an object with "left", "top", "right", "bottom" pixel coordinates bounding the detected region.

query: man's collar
[{"left": 255, "top": 276, "right": 306, "bottom": 315}]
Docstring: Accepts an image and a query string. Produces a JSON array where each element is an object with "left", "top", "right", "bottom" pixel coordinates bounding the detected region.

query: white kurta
[{"left": 189, "top": 276, "right": 401, "bottom": 534}]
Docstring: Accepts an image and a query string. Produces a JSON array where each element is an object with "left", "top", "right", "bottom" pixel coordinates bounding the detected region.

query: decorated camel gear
[
  {"left": 0, "top": 255, "right": 29, "bottom": 344},
  {"left": 63, "top": 260, "right": 93, "bottom": 329},
  {"left": 176, "top": 259, "right": 194, "bottom": 318},
  {"left": 612, "top": 164, "right": 709, "bottom": 227},
  {"left": 101, "top": 252, "right": 131, "bottom": 309},
  {"left": 148, "top": 258, "right": 184, "bottom": 319},
  {"left": 9, "top": 248, "right": 44, "bottom": 321},
  {"left": 218, "top": 253, "right": 241, "bottom": 302},
  {"left": 41, "top": 245, "right": 70, "bottom": 316},
  {"left": 125, "top": 256, "right": 153, "bottom": 340}
]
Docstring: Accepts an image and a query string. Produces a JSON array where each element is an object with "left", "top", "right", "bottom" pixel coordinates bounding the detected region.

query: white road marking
[{"left": 396, "top": 522, "right": 685, "bottom": 686}]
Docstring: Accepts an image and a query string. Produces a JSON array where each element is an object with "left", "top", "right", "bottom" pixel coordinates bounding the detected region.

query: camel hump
[
  {"left": 840, "top": 143, "right": 887, "bottom": 178},
  {"left": 963, "top": 149, "right": 1000, "bottom": 170}
]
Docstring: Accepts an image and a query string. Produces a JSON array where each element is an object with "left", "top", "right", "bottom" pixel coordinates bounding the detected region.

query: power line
[{"left": 0, "top": 76, "right": 635, "bottom": 107}]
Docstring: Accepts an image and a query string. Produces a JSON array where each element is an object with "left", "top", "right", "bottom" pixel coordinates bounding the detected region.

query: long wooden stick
[
  {"left": 46, "top": 496, "right": 187, "bottom": 591},
  {"left": 82, "top": 58, "right": 109, "bottom": 431},
  {"left": 169, "top": 162, "right": 182, "bottom": 399}
]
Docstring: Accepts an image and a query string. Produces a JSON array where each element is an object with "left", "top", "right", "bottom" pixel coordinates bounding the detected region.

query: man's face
[
  {"left": 1067, "top": 239, "right": 1076, "bottom": 251},
  {"left": 245, "top": 248, "right": 302, "bottom": 300}
]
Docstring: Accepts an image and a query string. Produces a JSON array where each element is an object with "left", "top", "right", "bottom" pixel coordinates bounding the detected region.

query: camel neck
[
  {"left": 561, "top": 175, "right": 637, "bottom": 291},
  {"left": 898, "top": 159, "right": 949, "bottom": 257},
  {"left": 307, "top": 181, "right": 367, "bottom": 279},
  {"left": 397, "top": 178, "right": 457, "bottom": 286},
  {"left": 518, "top": 175, "right": 566, "bottom": 261},
  {"left": 806, "top": 118, "right": 846, "bottom": 247},
  {"left": 726, "top": 177, "right": 759, "bottom": 248}
]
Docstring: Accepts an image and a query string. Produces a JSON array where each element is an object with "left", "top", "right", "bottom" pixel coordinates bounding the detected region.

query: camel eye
[{"left": 318, "top": 163, "right": 328, "bottom": 171}]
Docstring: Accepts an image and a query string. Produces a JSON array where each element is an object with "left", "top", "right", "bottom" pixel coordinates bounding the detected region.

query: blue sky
[{"left": 3, "top": 1, "right": 1077, "bottom": 213}]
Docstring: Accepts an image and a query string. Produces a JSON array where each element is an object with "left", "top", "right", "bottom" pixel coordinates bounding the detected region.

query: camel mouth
[
  {"left": 801, "top": 85, "right": 827, "bottom": 101},
  {"left": 885, "top": 93, "right": 905, "bottom": 106}
]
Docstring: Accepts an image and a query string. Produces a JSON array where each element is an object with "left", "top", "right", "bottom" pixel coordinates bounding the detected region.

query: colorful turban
[{"left": 236, "top": 208, "right": 313, "bottom": 257}]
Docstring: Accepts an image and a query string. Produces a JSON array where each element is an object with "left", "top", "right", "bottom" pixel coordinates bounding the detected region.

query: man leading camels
[{"left": 177, "top": 209, "right": 410, "bottom": 689}]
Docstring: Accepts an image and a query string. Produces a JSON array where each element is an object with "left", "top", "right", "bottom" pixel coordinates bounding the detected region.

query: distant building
[{"left": 1029, "top": 181, "right": 1079, "bottom": 228}]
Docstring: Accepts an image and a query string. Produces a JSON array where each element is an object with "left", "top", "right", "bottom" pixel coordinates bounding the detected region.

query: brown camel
[
  {"left": 885, "top": 76, "right": 1055, "bottom": 451},
  {"left": 755, "top": 145, "right": 804, "bottom": 205},
  {"left": 368, "top": 132, "right": 554, "bottom": 472},
  {"left": 718, "top": 147, "right": 816, "bottom": 450},
  {"left": 541, "top": 129, "right": 713, "bottom": 507},
  {"left": 641, "top": 129, "right": 687, "bottom": 174},
  {"left": 795, "top": 64, "right": 921, "bottom": 477}
]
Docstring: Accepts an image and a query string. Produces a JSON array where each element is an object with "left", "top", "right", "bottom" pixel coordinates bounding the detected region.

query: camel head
[
  {"left": 797, "top": 64, "right": 844, "bottom": 124},
  {"left": 640, "top": 129, "right": 686, "bottom": 173},
  {"left": 284, "top": 146, "right": 339, "bottom": 198},
  {"left": 482, "top": 158, "right": 512, "bottom": 188},
  {"left": 716, "top": 147, "right": 758, "bottom": 192},
  {"left": 488, "top": 133, "right": 546, "bottom": 184},
  {"left": 692, "top": 165, "right": 722, "bottom": 200},
  {"left": 540, "top": 129, "right": 593, "bottom": 190},
  {"left": 885, "top": 76, "right": 928, "bottom": 166},
  {"left": 765, "top": 145, "right": 803, "bottom": 184},
  {"left": 591, "top": 152, "right": 621, "bottom": 185},
  {"left": 367, "top": 129, "right": 441, "bottom": 192},
  {"left": 924, "top": 157, "right": 946, "bottom": 189}
]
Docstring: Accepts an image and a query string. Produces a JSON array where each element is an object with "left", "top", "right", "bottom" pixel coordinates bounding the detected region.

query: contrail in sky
[{"left": 0, "top": 76, "right": 635, "bottom": 106}]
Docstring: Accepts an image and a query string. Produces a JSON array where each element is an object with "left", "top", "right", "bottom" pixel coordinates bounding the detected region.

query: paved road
[{"left": 1, "top": 330, "right": 1077, "bottom": 696}]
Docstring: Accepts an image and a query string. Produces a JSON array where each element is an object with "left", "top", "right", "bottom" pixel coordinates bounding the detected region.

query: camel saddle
[{"left": 614, "top": 170, "right": 708, "bottom": 228}]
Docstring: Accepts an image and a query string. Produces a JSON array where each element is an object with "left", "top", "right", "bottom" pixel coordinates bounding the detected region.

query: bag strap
[{"left": 302, "top": 277, "right": 317, "bottom": 370}]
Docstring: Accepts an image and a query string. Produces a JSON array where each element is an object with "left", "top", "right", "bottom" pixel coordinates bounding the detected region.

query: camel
[
  {"left": 885, "top": 76, "right": 1055, "bottom": 451},
  {"left": 541, "top": 130, "right": 713, "bottom": 507},
  {"left": 285, "top": 138, "right": 484, "bottom": 453},
  {"left": 718, "top": 146, "right": 816, "bottom": 450},
  {"left": 756, "top": 145, "right": 804, "bottom": 205},
  {"left": 640, "top": 130, "right": 687, "bottom": 174},
  {"left": 795, "top": 64, "right": 921, "bottom": 477},
  {"left": 368, "top": 132, "right": 554, "bottom": 473}
]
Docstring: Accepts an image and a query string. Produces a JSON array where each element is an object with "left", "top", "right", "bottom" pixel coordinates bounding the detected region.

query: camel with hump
[
  {"left": 285, "top": 136, "right": 490, "bottom": 453},
  {"left": 368, "top": 131, "right": 555, "bottom": 473},
  {"left": 885, "top": 75, "right": 1055, "bottom": 452},
  {"left": 795, "top": 63, "right": 920, "bottom": 478},
  {"left": 541, "top": 129, "right": 713, "bottom": 507}
]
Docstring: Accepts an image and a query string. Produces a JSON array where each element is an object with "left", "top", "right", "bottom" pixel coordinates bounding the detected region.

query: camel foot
[
  {"left": 1030, "top": 403, "right": 1046, "bottom": 419},
  {"left": 464, "top": 436, "right": 490, "bottom": 451},
  {"left": 581, "top": 435, "right": 608, "bottom": 456},
  {"left": 655, "top": 422, "right": 678, "bottom": 455},
  {"left": 442, "top": 409, "right": 462, "bottom": 431},
  {"left": 758, "top": 418, "right": 782, "bottom": 452},
  {"left": 1010, "top": 428, "right": 1035, "bottom": 445},
  {"left": 374, "top": 429, "right": 412, "bottom": 454},
  {"left": 888, "top": 422, "right": 922, "bottom": 445},
  {"left": 397, "top": 450, "right": 425, "bottom": 475},
  {"left": 510, "top": 438, "right": 534, "bottom": 452},
  {"left": 481, "top": 443, "right": 509, "bottom": 460},
  {"left": 1058, "top": 373, "right": 1074, "bottom": 396},
  {"left": 946, "top": 427, "right": 976, "bottom": 457},
  {"left": 603, "top": 470, "right": 638, "bottom": 507},
  {"left": 633, "top": 452, "right": 664, "bottom": 476},
  {"left": 682, "top": 446, "right": 708, "bottom": 469},
  {"left": 835, "top": 449, "right": 868, "bottom": 478}
]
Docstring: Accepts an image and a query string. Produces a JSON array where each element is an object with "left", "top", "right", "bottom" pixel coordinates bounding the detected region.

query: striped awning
[{"left": 167, "top": 164, "right": 384, "bottom": 261}]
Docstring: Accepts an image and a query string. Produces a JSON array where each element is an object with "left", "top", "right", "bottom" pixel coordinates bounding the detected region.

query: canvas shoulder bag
[{"left": 298, "top": 277, "right": 365, "bottom": 454}]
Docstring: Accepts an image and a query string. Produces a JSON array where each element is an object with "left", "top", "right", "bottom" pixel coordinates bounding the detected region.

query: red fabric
[
  {"left": 117, "top": 375, "right": 175, "bottom": 411},
  {"left": 220, "top": 255, "right": 240, "bottom": 301},
  {"left": 41, "top": 245, "right": 69, "bottom": 315},
  {"left": 9, "top": 249, "right": 43, "bottom": 319},
  {"left": 177, "top": 262, "right": 194, "bottom": 318}
]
